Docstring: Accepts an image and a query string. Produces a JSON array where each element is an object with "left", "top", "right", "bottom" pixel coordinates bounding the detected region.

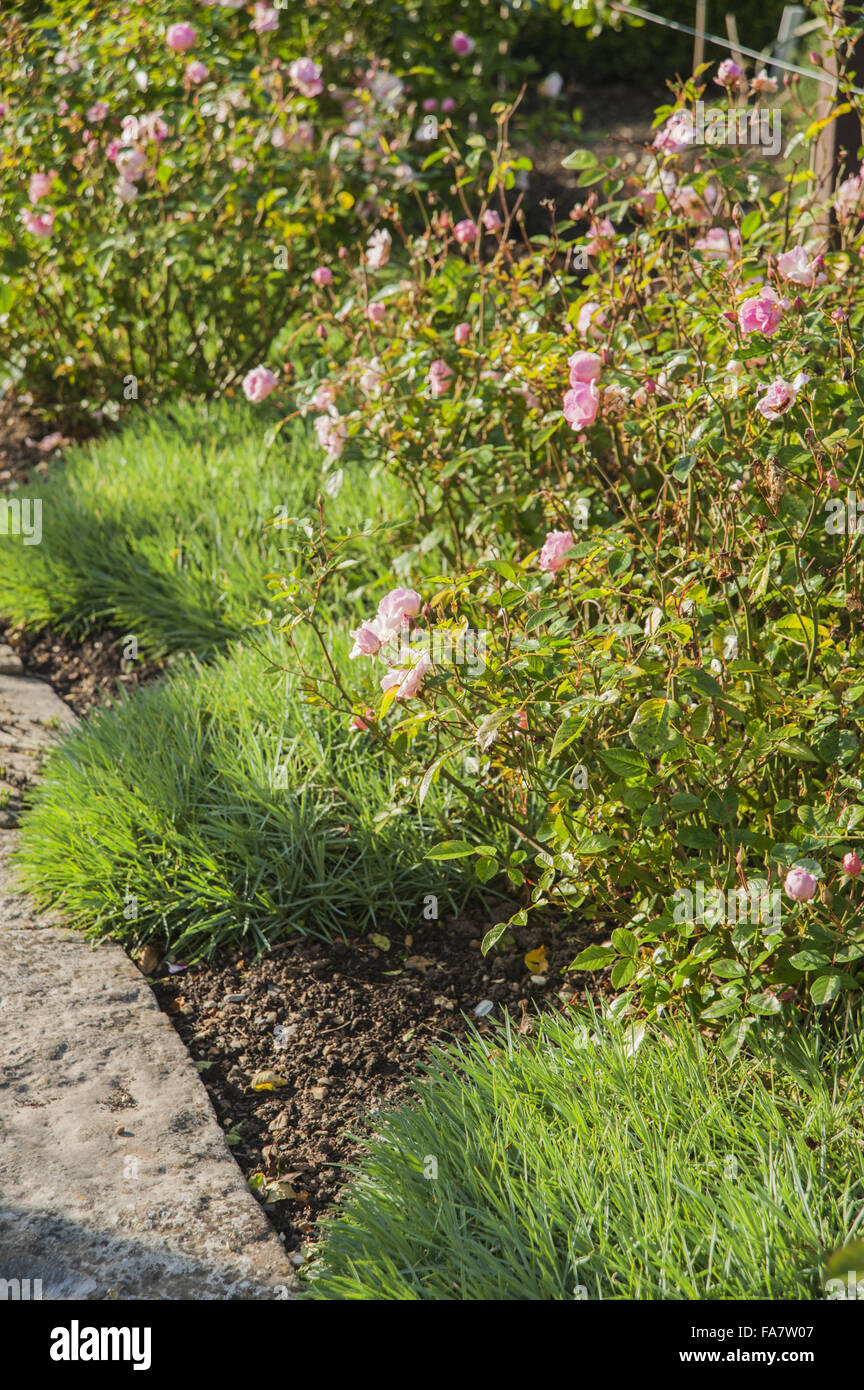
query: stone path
[{"left": 0, "top": 648, "right": 294, "bottom": 1299}]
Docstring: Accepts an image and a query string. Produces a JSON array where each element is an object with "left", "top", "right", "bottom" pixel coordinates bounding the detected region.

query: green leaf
[
  {"left": 426, "top": 839, "right": 475, "bottom": 860},
  {"left": 597, "top": 746, "right": 650, "bottom": 778},
  {"left": 481, "top": 921, "right": 510, "bottom": 955},
  {"left": 569, "top": 945, "right": 617, "bottom": 971},
  {"left": 561, "top": 148, "right": 598, "bottom": 169},
  {"left": 611, "top": 957, "right": 637, "bottom": 988},
  {"left": 629, "top": 698, "right": 683, "bottom": 756},
  {"left": 810, "top": 971, "right": 843, "bottom": 1005},
  {"left": 712, "top": 959, "right": 747, "bottom": 979},
  {"left": 611, "top": 927, "right": 639, "bottom": 956}
]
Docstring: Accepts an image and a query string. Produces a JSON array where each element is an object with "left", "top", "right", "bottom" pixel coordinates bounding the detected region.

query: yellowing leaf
[
  {"left": 370, "top": 932, "right": 391, "bottom": 951},
  {"left": 249, "top": 1070, "right": 290, "bottom": 1092},
  {"left": 524, "top": 945, "right": 549, "bottom": 974}
]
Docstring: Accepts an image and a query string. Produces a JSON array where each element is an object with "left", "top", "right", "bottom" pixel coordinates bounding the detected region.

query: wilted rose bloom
[
  {"left": 289, "top": 57, "right": 323, "bottom": 98},
  {"left": 349, "top": 624, "right": 382, "bottom": 658},
  {"left": 453, "top": 218, "right": 477, "bottom": 244},
  {"left": 750, "top": 68, "right": 778, "bottom": 95},
  {"left": 428, "top": 359, "right": 453, "bottom": 396},
  {"left": 20, "top": 207, "right": 55, "bottom": 236},
  {"left": 738, "top": 286, "right": 785, "bottom": 336},
  {"left": 28, "top": 170, "right": 56, "bottom": 203},
  {"left": 166, "top": 23, "right": 196, "bottom": 53},
  {"left": 784, "top": 867, "right": 817, "bottom": 902},
  {"left": 366, "top": 301, "right": 386, "bottom": 325},
  {"left": 567, "top": 350, "right": 602, "bottom": 385},
  {"left": 563, "top": 380, "right": 600, "bottom": 429},
  {"left": 538, "top": 529, "right": 575, "bottom": 573},
  {"left": 652, "top": 112, "right": 695, "bottom": 154},
  {"left": 715, "top": 59, "right": 744, "bottom": 89},
  {"left": 115, "top": 178, "right": 138, "bottom": 203},
  {"left": 825, "top": 470, "right": 841, "bottom": 490},
  {"left": 366, "top": 228, "right": 391, "bottom": 270},
  {"left": 539, "top": 71, "right": 563, "bottom": 99},
  {"left": 242, "top": 365, "right": 278, "bottom": 402},
  {"left": 482, "top": 208, "right": 503, "bottom": 232},
  {"left": 843, "top": 851, "right": 862, "bottom": 877},
  {"left": 756, "top": 372, "right": 808, "bottom": 420},
  {"left": 454, "top": 322, "right": 471, "bottom": 345},
  {"left": 776, "top": 245, "right": 819, "bottom": 287},
  {"left": 185, "top": 59, "right": 209, "bottom": 84},
  {"left": 86, "top": 101, "right": 110, "bottom": 123},
  {"left": 312, "top": 380, "right": 336, "bottom": 410},
  {"left": 451, "top": 31, "right": 475, "bottom": 57},
  {"left": 576, "top": 301, "right": 607, "bottom": 338},
  {"left": 381, "top": 650, "right": 432, "bottom": 700},
  {"left": 314, "top": 412, "right": 347, "bottom": 459},
  {"left": 693, "top": 227, "right": 741, "bottom": 261},
  {"left": 834, "top": 168, "right": 864, "bottom": 222},
  {"left": 312, "top": 265, "right": 332, "bottom": 286},
  {"left": 251, "top": 3, "right": 279, "bottom": 32}
]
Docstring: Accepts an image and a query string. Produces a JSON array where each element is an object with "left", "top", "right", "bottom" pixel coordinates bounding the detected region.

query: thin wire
[{"left": 607, "top": 1, "right": 864, "bottom": 96}]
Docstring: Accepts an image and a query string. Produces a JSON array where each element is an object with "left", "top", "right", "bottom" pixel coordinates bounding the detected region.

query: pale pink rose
[
  {"left": 755, "top": 372, "right": 808, "bottom": 421},
  {"left": 20, "top": 207, "right": 55, "bottom": 236},
  {"left": 115, "top": 178, "right": 139, "bottom": 203},
  {"left": 251, "top": 3, "right": 279, "bottom": 33},
  {"left": 106, "top": 139, "right": 121, "bottom": 161},
  {"left": 376, "top": 588, "right": 421, "bottom": 640},
  {"left": 428, "top": 359, "right": 453, "bottom": 397},
  {"left": 835, "top": 169, "right": 864, "bottom": 223},
  {"left": 451, "top": 31, "right": 475, "bottom": 57},
  {"left": 777, "top": 245, "right": 819, "bottom": 288},
  {"left": 242, "top": 365, "right": 278, "bottom": 402},
  {"left": 715, "top": 59, "right": 743, "bottom": 90},
  {"left": 567, "top": 350, "right": 602, "bottom": 385},
  {"left": 538, "top": 529, "right": 575, "bottom": 573},
  {"left": 349, "top": 624, "right": 382, "bottom": 658},
  {"left": 289, "top": 57, "right": 323, "bottom": 99},
  {"left": 422, "top": 98, "right": 438, "bottom": 112},
  {"left": 576, "top": 301, "right": 606, "bottom": 338},
  {"left": 653, "top": 112, "right": 695, "bottom": 154},
  {"left": 312, "top": 266, "right": 332, "bottom": 286},
  {"left": 366, "top": 301, "right": 386, "bottom": 325},
  {"left": 738, "top": 286, "right": 785, "bottom": 337},
  {"left": 359, "top": 358, "right": 384, "bottom": 397},
  {"left": 693, "top": 227, "right": 741, "bottom": 261},
  {"left": 563, "top": 380, "right": 600, "bottom": 429},
  {"left": 314, "top": 412, "right": 347, "bottom": 459},
  {"left": 750, "top": 69, "right": 778, "bottom": 95},
  {"left": 28, "top": 170, "right": 56, "bottom": 203},
  {"left": 380, "top": 650, "right": 432, "bottom": 700},
  {"left": 454, "top": 322, "right": 471, "bottom": 345},
  {"left": 115, "top": 147, "right": 147, "bottom": 182},
  {"left": 86, "top": 101, "right": 110, "bottom": 123},
  {"left": 453, "top": 218, "right": 477, "bottom": 244},
  {"left": 670, "top": 184, "right": 712, "bottom": 223},
  {"left": 585, "top": 216, "right": 615, "bottom": 256},
  {"left": 843, "top": 851, "right": 862, "bottom": 877},
  {"left": 166, "top": 22, "right": 196, "bottom": 53},
  {"left": 784, "top": 867, "right": 817, "bottom": 902},
  {"left": 441, "top": 97, "right": 456, "bottom": 113},
  {"left": 185, "top": 59, "right": 209, "bottom": 84},
  {"left": 312, "top": 380, "right": 337, "bottom": 411},
  {"left": 482, "top": 208, "right": 503, "bottom": 232},
  {"left": 366, "top": 228, "right": 391, "bottom": 270}
]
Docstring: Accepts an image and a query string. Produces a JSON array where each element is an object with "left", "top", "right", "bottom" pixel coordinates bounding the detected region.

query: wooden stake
[{"left": 693, "top": 0, "right": 706, "bottom": 73}]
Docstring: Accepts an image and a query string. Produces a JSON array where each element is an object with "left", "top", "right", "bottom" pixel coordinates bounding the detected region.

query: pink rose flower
[
  {"left": 251, "top": 3, "right": 279, "bottom": 33},
  {"left": 843, "top": 851, "right": 862, "bottom": 877},
  {"left": 115, "top": 178, "right": 138, "bottom": 203},
  {"left": 289, "top": 57, "right": 323, "bottom": 99},
  {"left": 166, "top": 22, "right": 196, "bottom": 53},
  {"left": 428, "top": 359, "right": 453, "bottom": 397},
  {"left": 784, "top": 867, "right": 817, "bottom": 902},
  {"left": 366, "top": 301, "right": 386, "bottom": 325},
  {"left": 576, "top": 301, "right": 607, "bottom": 338},
  {"left": 115, "top": 147, "right": 147, "bottom": 182},
  {"left": 454, "top": 322, "right": 471, "bottom": 345},
  {"left": 312, "top": 381, "right": 337, "bottom": 411},
  {"left": 349, "top": 624, "right": 382, "bottom": 659},
  {"left": 563, "top": 380, "right": 600, "bottom": 429},
  {"left": 20, "top": 207, "right": 55, "bottom": 237},
  {"left": 652, "top": 112, "right": 695, "bottom": 154},
  {"left": 755, "top": 372, "right": 808, "bottom": 421},
  {"left": 86, "top": 101, "right": 110, "bottom": 123},
  {"left": 185, "top": 60, "right": 209, "bottom": 84},
  {"left": 242, "top": 365, "right": 278, "bottom": 402},
  {"left": 28, "top": 170, "right": 56, "bottom": 203},
  {"left": 441, "top": 97, "right": 456, "bottom": 113},
  {"left": 451, "top": 32, "right": 475, "bottom": 57},
  {"left": 715, "top": 59, "right": 743, "bottom": 90},
  {"left": 835, "top": 168, "right": 864, "bottom": 224},
  {"left": 366, "top": 228, "right": 391, "bottom": 270},
  {"left": 777, "top": 246, "right": 820, "bottom": 288},
  {"left": 567, "top": 350, "right": 602, "bottom": 385},
  {"left": 314, "top": 412, "right": 347, "bottom": 459},
  {"left": 453, "top": 218, "right": 477, "bottom": 244},
  {"left": 312, "top": 266, "right": 333, "bottom": 286},
  {"left": 539, "top": 529, "right": 575, "bottom": 573},
  {"left": 376, "top": 587, "right": 421, "bottom": 639},
  {"left": 381, "top": 651, "right": 432, "bottom": 700},
  {"left": 750, "top": 69, "right": 778, "bottom": 95},
  {"left": 737, "top": 286, "right": 786, "bottom": 337},
  {"left": 693, "top": 227, "right": 741, "bottom": 261},
  {"left": 482, "top": 209, "right": 503, "bottom": 232}
]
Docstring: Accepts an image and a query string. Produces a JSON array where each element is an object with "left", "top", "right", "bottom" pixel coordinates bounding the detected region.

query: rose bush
[{"left": 262, "top": 56, "right": 864, "bottom": 1050}]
